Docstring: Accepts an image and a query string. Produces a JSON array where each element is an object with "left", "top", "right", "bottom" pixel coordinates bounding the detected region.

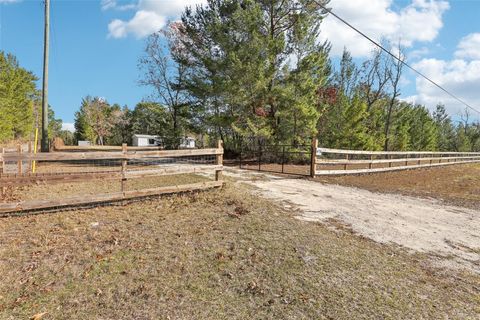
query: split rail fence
[
  {"left": 237, "top": 138, "right": 480, "bottom": 177},
  {"left": 313, "top": 140, "right": 480, "bottom": 176},
  {"left": 0, "top": 142, "right": 223, "bottom": 214},
  {"left": 0, "top": 143, "right": 33, "bottom": 175}
]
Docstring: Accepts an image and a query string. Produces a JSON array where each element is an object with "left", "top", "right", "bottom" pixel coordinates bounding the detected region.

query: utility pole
[{"left": 41, "top": 0, "right": 50, "bottom": 152}]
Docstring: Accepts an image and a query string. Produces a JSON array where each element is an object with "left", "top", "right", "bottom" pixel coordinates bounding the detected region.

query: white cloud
[
  {"left": 0, "top": 0, "right": 20, "bottom": 3},
  {"left": 101, "top": 0, "right": 136, "bottom": 11},
  {"left": 409, "top": 46, "right": 430, "bottom": 60},
  {"left": 108, "top": 10, "right": 166, "bottom": 39},
  {"left": 101, "top": 0, "right": 117, "bottom": 10},
  {"left": 455, "top": 33, "right": 480, "bottom": 60},
  {"left": 319, "top": 0, "right": 449, "bottom": 57},
  {"left": 61, "top": 123, "right": 75, "bottom": 133},
  {"left": 411, "top": 37, "right": 480, "bottom": 116},
  {"left": 107, "top": 0, "right": 206, "bottom": 39}
]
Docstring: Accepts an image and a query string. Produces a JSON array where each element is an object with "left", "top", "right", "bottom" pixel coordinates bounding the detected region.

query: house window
[{"left": 148, "top": 138, "right": 155, "bottom": 145}]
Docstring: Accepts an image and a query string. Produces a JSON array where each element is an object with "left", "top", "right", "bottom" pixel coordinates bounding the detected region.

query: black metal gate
[{"left": 239, "top": 139, "right": 312, "bottom": 176}]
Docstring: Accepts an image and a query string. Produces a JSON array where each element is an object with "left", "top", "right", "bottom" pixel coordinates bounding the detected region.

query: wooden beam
[
  {"left": 121, "top": 143, "right": 127, "bottom": 192},
  {"left": 310, "top": 138, "right": 318, "bottom": 178},
  {"left": 316, "top": 156, "right": 480, "bottom": 166},
  {"left": 28, "top": 141, "right": 33, "bottom": 173},
  {"left": 317, "top": 147, "right": 480, "bottom": 157},
  {"left": 0, "top": 165, "right": 223, "bottom": 187},
  {"left": 1, "top": 147, "right": 4, "bottom": 197},
  {"left": 315, "top": 159, "right": 480, "bottom": 176},
  {"left": 0, "top": 181, "right": 223, "bottom": 214},
  {"left": 17, "top": 144, "right": 23, "bottom": 174},
  {"left": 215, "top": 140, "right": 223, "bottom": 181},
  {"left": 54, "top": 145, "right": 165, "bottom": 152},
  {"left": 0, "top": 148, "right": 224, "bottom": 162}
]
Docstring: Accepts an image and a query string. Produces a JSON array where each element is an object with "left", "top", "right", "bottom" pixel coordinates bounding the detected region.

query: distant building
[
  {"left": 181, "top": 137, "right": 196, "bottom": 149},
  {"left": 77, "top": 140, "right": 92, "bottom": 146},
  {"left": 132, "top": 134, "right": 160, "bottom": 147},
  {"left": 132, "top": 134, "right": 196, "bottom": 149}
]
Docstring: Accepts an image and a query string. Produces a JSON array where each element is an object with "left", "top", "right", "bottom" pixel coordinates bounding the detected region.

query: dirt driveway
[{"left": 224, "top": 168, "right": 480, "bottom": 272}]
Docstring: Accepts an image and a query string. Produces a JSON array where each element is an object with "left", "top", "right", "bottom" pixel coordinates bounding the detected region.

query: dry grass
[
  {"left": 316, "top": 163, "right": 480, "bottom": 209},
  {"left": 8, "top": 174, "right": 211, "bottom": 202},
  {"left": 1, "top": 183, "right": 479, "bottom": 319}
]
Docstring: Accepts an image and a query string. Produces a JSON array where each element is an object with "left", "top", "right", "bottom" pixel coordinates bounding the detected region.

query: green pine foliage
[
  {"left": 174, "top": 0, "right": 330, "bottom": 147},
  {"left": 0, "top": 52, "right": 37, "bottom": 143},
  {"left": 3, "top": 1, "right": 480, "bottom": 153}
]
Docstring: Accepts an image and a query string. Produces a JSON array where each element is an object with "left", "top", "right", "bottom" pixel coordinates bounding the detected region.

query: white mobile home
[
  {"left": 132, "top": 134, "right": 196, "bottom": 148},
  {"left": 132, "top": 134, "right": 160, "bottom": 147},
  {"left": 180, "top": 137, "right": 196, "bottom": 149},
  {"left": 77, "top": 140, "right": 92, "bottom": 146}
]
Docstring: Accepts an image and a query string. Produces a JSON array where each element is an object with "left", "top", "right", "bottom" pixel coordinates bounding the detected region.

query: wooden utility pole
[{"left": 41, "top": 0, "right": 50, "bottom": 152}]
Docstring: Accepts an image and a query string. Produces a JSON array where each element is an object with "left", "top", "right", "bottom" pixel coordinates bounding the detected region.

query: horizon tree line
[{"left": 1, "top": 0, "right": 480, "bottom": 152}]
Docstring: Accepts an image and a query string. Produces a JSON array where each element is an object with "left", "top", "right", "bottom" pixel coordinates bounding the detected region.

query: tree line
[
  {"left": 0, "top": 51, "right": 64, "bottom": 145},
  {"left": 73, "top": 98, "right": 192, "bottom": 148},
  {"left": 2, "top": 0, "right": 480, "bottom": 152},
  {"left": 136, "top": 0, "right": 480, "bottom": 152}
]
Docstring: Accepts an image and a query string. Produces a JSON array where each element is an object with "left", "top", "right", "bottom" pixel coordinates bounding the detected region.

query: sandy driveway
[{"left": 224, "top": 168, "right": 480, "bottom": 272}]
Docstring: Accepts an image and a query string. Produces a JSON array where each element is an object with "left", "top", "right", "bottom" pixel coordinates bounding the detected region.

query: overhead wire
[{"left": 312, "top": 0, "right": 480, "bottom": 116}]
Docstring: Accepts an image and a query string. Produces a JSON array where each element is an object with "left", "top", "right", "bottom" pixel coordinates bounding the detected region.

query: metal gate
[{"left": 239, "top": 139, "right": 313, "bottom": 176}]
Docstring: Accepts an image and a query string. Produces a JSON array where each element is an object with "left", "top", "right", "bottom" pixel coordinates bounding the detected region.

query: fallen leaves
[{"left": 30, "top": 312, "right": 47, "bottom": 320}]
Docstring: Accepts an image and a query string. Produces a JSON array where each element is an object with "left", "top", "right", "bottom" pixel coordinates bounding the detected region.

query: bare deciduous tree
[
  {"left": 360, "top": 47, "right": 390, "bottom": 111},
  {"left": 84, "top": 97, "right": 112, "bottom": 146},
  {"left": 384, "top": 44, "right": 405, "bottom": 151},
  {"left": 138, "top": 23, "right": 190, "bottom": 148},
  {"left": 461, "top": 107, "right": 471, "bottom": 135}
]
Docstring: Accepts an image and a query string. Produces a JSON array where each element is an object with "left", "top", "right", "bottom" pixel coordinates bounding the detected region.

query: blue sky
[{"left": 1, "top": 0, "right": 480, "bottom": 129}]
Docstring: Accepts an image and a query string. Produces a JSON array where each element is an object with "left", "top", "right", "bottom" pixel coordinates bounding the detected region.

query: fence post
[
  {"left": 258, "top": 142, "right": 261, "bottom": 171},
  {"left": 121, "top": 143, "right": 127, "bottom": 193},
  {"left": 28, "top": 141, "right": 33, "bottom": 173},
  {"left": 239, "top": 139, "right": 243, "bottom": 169},
  {"left": 1, "top": 148, "right": 4, "bottom": 197},
  {"left": 17, "top": 144, "right": 23, "bottom": 174},
  {"left": 310, "top": 138, "right": 318, "bottom": 178},
  {"left": 215, "top": 140, "right": 223, "bottom": 181}
]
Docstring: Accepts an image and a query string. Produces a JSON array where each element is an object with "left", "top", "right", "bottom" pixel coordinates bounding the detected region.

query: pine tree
[
  {"left": 454, "top": 124, "right": 472, "bottom": 152},
  {"left": 170, "top": 0, "right": 330, "bottom": 148},
  {"left": 432, "top": 104, "right": 455, "bottom": 151},
  {"left": 0, "top": 52, "right": 37, "bottom": 143},
  {"left": 407, "top": 105, "right": 438, "bottom": 151}
]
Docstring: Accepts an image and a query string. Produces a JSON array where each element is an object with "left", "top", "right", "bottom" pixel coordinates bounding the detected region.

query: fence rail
[
  {"left": 0, "top": 142, "right": 224, "bottom": 214},
  {"left": 315, "top": 146, "right": 480, "bottom": 176},
  {"left": 0, "top": 148, "right": 222, "bottom": 162},
  {"left": 0, "top": 143, "right": 32, "bottom": 175},
  {"left": 54, "top": 145, "right": 165, "bottom": 152}
]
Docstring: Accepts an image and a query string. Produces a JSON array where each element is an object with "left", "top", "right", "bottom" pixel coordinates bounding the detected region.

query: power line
[{"left": 313, "top": 0, "right": 480, "bottom": 116}]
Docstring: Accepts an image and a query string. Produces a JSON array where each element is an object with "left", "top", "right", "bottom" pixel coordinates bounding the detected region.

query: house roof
[{"left": 132, "top": 134, "right": 159, "bottom": 139}]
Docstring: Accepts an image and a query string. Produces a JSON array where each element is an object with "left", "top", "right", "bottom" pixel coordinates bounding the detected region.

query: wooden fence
[
  {"left": 0, "top": 143, "right": 33, "bottom": 175},
  {"left": 313, "top": 143, "right": 480, "bottom": 176},
  {"left": 0, "top": 142, "right": 224, "bottom": 214},
  {"left": 53, "top": 145, "right": 165, "bottom": 152}
]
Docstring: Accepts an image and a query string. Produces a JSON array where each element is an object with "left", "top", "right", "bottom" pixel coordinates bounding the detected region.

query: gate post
[
  {"left": 121, "top": 143, "right": 127, "bottom": 193},
  {"left": 17, "top": 144, "right": 23, "bottom": 174},
  {"left": 310, "top": 138, "right": 318, "bottom": 178},
  {"left": 215, "top": 140, "right": 223, "bottom": 181},
  {"left": 1, "top": 148, "right": 4, "bottom": 198},
  {"left": 239, "top": 139, "right": 243, "bottom": 169}
]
